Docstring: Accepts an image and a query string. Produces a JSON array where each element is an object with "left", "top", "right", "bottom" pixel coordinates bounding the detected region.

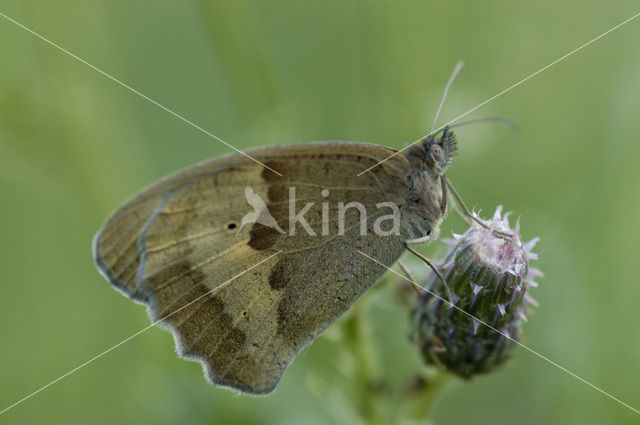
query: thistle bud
[{"left": 411, "top": 207, "right": 541, "bottom": 378}]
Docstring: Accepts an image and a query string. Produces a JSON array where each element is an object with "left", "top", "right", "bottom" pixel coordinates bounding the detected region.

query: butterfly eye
[{"left": 430, "top": 144, "right": 444, "bottom": 162}]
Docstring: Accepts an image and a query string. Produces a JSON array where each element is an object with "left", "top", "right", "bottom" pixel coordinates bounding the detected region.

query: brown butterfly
[{"left": 93, "top": 65, "right": 476, "bottom": 394}]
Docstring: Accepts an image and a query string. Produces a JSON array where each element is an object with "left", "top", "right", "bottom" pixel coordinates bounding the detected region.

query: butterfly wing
[{"left": 94, "top": 142, "right": 415, "bottom": 394}]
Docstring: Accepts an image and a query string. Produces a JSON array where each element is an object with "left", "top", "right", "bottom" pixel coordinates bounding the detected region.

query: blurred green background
[{"left": 1, "top": 1, "right": 639, "bottom": 424}]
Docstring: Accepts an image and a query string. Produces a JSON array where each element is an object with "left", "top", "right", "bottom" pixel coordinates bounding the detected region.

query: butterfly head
[{"left": 406, "top": 126, "right": 457, "bottom": 176}]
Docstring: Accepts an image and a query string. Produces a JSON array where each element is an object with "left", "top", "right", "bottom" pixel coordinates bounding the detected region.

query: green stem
[
  {"left": 344, "top": 302, "right": 385, "bottom": 425},
  {"left": 406, "top": 371, "right": 451, "bottom": 422}
]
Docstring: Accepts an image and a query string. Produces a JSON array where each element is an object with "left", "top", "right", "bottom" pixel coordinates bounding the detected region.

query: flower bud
[{"left": 411, "top": 207, "right": 541, "bottom": 378}]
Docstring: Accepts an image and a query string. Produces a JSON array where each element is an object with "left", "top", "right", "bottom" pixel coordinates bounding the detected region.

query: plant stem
[
  {"left": 344, "top": 302, "right": 386, "bottom": 425},
  {"left": 407, "top": 371, "right": 451, "bottom": 422}
]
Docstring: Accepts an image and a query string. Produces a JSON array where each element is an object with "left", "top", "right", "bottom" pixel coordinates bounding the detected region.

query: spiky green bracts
[{"left": 411, "top": 207, "right": 541, "bottom": 378}]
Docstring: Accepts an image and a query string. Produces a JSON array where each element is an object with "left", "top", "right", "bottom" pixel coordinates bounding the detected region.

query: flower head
[{"left": 411, "top": 206, "right": 541, "bottom": 378}]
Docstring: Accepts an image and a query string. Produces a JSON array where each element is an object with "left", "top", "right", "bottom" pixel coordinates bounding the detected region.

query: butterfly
[
  {"left": 92, "top": 63, "right": 478, "bottom": 394},
  {"left": 93, "top": 125, "right": 459, "bottom": 393}
]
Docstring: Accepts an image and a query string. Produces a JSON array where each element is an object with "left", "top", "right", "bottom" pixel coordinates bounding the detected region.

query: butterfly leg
[
  {"left": 443, "top": 178, "right": 473, "bottom": 226},
  {"left": 440, "top": 172, "right": 490, "bottom": 226},
  {"left": 397, "top": 260, "right": 422, "bottom": 296},
  {"left": 404, "top": 233, "right": 433, "bottom": 244},
  {"left": 428, "top": 332, "right": 448, "bottom": 371},
  {"left": 443, "top": 176, "right": 513, "bottom": 239},
  {"left": 404, "top": 243, "right": 453, "bottom": 303},
  {"left": 440, "top": 174, "right": 448, "bottom": 214}
]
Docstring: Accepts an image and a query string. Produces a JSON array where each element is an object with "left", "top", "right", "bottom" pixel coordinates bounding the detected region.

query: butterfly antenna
[
  {"left": 447, "top": 116, "right": 519, "bottom": 132},
  {"left": 426, "top": 116, "right": 518, "bottom": 142},
  {"left": 430, "top": 61, "right": 464, "bottom": 134}
]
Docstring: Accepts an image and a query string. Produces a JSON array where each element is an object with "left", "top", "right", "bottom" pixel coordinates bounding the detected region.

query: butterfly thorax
[{"left": 398, "top": 127, "right": 458, "bottom": 241}]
